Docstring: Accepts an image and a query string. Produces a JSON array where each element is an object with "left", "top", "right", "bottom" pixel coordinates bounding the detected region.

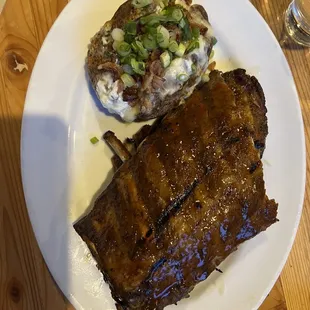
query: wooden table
[{"left": 0, "top": 0, "right": 309, "bottom": 309}]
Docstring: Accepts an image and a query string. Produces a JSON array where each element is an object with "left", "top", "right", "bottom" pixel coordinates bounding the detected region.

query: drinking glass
[{"left": 285, "top": 0, "right": 310, "bottom": 47}]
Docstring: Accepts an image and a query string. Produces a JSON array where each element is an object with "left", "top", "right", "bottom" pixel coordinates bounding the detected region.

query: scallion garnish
[
  {"left": 131, "top": 41, "right": 149, "bottom": 60},
  {"left": 121, "top": 54, "right": 135, "bottom": 65},
  {"left": 116, "top": 42, "right": 132, "bottom": 57},
  {"left": 186, "top": 40, "right": 200, "bottom": 53},
  {"left": 212, "top": 37, "right": 218, "bottom": 46},
  {"left": 132, "top": 0, "right": 153, "bottom": 8},
  {"left": 168, "top": 40, "right": 178, "bottom": 53},
  {"left": 159, "top": 1, "right": 165, "bottom": 8},
  {"left": 111, "top": 28, "right": 125, "bottom": 42},
  {"left": 90, "top": 137, "right": 99, "bottom": 145},
  {"left": 113, "top": 41, "right": 120, "bottom": 51},
  {"left": 192, "top": 27, "right": 200, "bottom": 39},
  {"left": 131, "top": 58, "right": 146, "bottom": 75},
  {"left": 145, "top": 25, "right": 158, "bottom": 36},
  {"left": 124, "top": 33, "right": 135, "bottom": 44},
  {"left": 123, "top": 64, "right": 135, "bottom": 75},
  {"left": 142, "top": 34, "right": 157, "bottom": 50},
  {"left": 181, "top": 17, "right": 192, "bottom": 41},
  {"left": 160, "top": 51, "right": 171, "bottom": 68},
  {"left": 156, "top": 25, "right": 170, "bottom": 48},
  {"left": 179, "top": 18, "right": 186, "bottom": 28},
  {"left": 124, "top": 21, "right": 137, "bottom": 36},
  {"left": 177, "top": 73, "right": 189, "bottom": 82},
  {"left": 171, "top": 8, "right": 183, "bottom": 22},
  {"left": 140, "top": 14, "right": 167, "bottom": 26},
  {"left": 109, "top": 3, "right": 210, "bottom": 77},
  {"left": 121, "top": 73, "right": 136, "bottom": 88},
  {"left": 175, "top": 43, "right": 186, "bottom": 57}
]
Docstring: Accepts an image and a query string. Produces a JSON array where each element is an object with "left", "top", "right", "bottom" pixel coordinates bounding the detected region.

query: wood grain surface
[{"left": 0, "top": 0, "right": 309, "bottom": 309}]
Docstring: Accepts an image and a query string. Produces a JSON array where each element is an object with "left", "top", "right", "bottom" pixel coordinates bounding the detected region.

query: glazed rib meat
[{"left": 74, "top": 69, "right": 278, "bottom": 310}]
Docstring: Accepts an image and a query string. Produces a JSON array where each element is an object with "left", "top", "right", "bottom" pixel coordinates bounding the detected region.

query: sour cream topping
[{"left": 96, "top": 73, "right": 138, "bottom": 122}]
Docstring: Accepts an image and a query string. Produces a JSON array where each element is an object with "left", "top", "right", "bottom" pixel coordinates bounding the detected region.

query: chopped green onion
[
  {"left": 123, "top": 64, "right": 135, "bottom": 75},
  {"left": 171, "top": 8, "right": 183, "bottom": 22},
  {"left": 160, "top": 51, "right": 171, "bottom": 68},
  {"left": 116, "top": 42, "right": 132, "bottom": 57},
  {"left": 168, "top": 40, "right": 178, "bottom": 53},
  {"left": 121, "top": 73, "right": 136, "bottom": 88},
  {"left": 111, "top": 28, "right": 125, "bottom": 42},
  {"left": 140, "top": 14, "right": 167, "bottom": 26},
  {"left": 124, "top": 33, "right": 135, "bottom": 44},
  {"left": 142, "top": 34, "right": 157, "bottom": 50},
  {"left": 113, "top": 41, "right": 120, "bottom": 51},
  {"left": 156, "top": 25, "right": 170, "bottom": 48},
  {"left": 191, "top": 64, "right": 197, "bottom": 72},
  {"left": 212, "top": 37, "right": 218, "bottom": 46},
  {"left": 90, "top": 137, "right": 99, "bottom": 145},
  {"left": 131, "top": 41, "right": 149, "bottom": 60},
  {"left": 140, "top": 9, "right": 182, "bottom": 26},
  {"left": 179, "top": 18, "right": 186, "bottom": 28},
  {"left": 132, "top": 0, "right": 153, "bottom": 8},
  {"left": 161, "top": 5, "right": 181, "bottom": 17},
  {"left": 210, "top": 49, "right": 215, "bottom": 59},
  {"left": 192, "top": 27, "right": 200, "bottom": 39},
  {"left": 124, "top": 21, "right": 137, "bottom": 36},
  {"left": 177, "top": 73, "right": 189, "bottom": 82},
  {"left": 121, "top": 54, "right": 135, "bottom": 65},
  {"left": 131, "top": 58, "right": 146, "bottom": 75},
  {"left": 186, "top": 40, "right": 200, "bottom": 53},
  {"left": 159, "top": 1, "right": 165, "bottom": 8},
  {"left": 181, "top": 17, "right": 192, "bottom": 41},
  {"left": 175, "top": 43, "right": 186, "bottom": 57},
  {"left": 167, "top": 50, "right": 173, "bottom": 60},
  {"left": 137, "top": 41, "right": 149, "bottom": 58},
  {"left": 145, "top": 26, "right": 158, "bottom": 36},
  {"left": 131, "top": 41, "right": 139, "bottom": 53}
]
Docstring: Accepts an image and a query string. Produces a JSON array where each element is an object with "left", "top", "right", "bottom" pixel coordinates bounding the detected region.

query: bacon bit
[
  {"left": 152, "top": 76, "right": 165, "bottom": 89},
  {"left": 123, "top": 87, "right": 139, "bottom": 103},
  {"left": 166, "top": 24, "right": 182, "bottom": 43},
  {"left": 141, "top": 73, "right": 153, "bottom": 92},
  {"left": 200, "top": 27, "right": 208, "bottom": 36},
  {"left": 116, "top": 80, "right": 125, "bottom": 93},
  {"left": 150, "top": 49, "right": 161, "bottom": 62},
  {"left": 208, "top": 61, "right": 216, "bottom": 71},
  {"left": 97, "top": 62, "right": 123, "bottom": 80},
  {"left": 150, "top": 60, "right": 165, "bottom": 77}
]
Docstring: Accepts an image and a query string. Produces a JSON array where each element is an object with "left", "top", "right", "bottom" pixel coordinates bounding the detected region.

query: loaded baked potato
[{"left": 87, "top": 0, "right": 215, "bottom": 121}]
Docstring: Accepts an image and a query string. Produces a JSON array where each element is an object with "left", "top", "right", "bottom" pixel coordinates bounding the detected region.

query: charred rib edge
[{"left": 104, "top": 131, "right": 132, "bottom": 162}]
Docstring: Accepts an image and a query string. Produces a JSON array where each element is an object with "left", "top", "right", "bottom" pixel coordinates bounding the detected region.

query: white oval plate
[{"left": 21, "top": 0, "right": 306, "bottom": 309}]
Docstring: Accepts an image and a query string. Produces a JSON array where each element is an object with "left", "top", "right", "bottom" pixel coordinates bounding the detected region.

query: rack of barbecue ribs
[{"left": 74, "top": 69, "right": 278, "bottom": 310}]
